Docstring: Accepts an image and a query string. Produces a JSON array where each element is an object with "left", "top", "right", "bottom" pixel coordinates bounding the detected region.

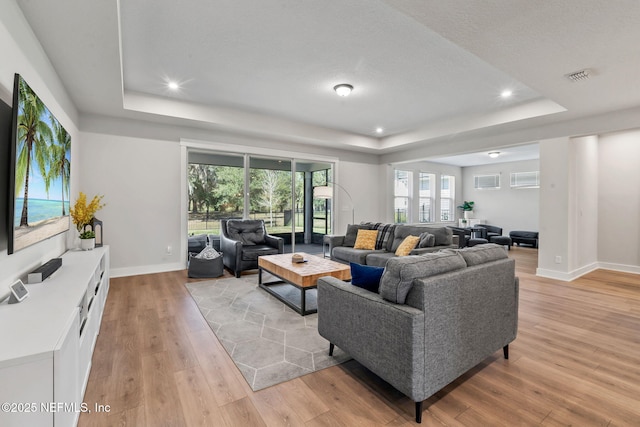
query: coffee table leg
[
  {"left": 301, "top": 287, "right": 306, "bottom": 315},
  {"left": 258, "top": 267, "right": 262, "bottom": 285}
]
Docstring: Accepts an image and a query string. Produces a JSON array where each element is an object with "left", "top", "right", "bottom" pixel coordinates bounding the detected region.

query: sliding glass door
[
  {"left": 249, "top": 156, "right": 293, "bottom": 243},
  {"left": 187, "top": 152, "right": 244, "bottom": 236},
  {"left": 188, "top": 150, "right": 333, "bottom": 253}
]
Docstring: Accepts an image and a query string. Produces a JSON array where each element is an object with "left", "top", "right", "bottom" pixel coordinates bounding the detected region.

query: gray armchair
[{"left": 220, "top": 219, "right": 284, "bottom": 278}]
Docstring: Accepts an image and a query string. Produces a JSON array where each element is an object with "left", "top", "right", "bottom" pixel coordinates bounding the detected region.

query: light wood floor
[{"left": 78, "top": 247, "right": 640, "bottom": 426}]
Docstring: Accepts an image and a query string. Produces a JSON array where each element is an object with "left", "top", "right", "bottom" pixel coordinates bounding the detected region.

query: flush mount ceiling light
[
  {"left": 333, "top": 84, "right": 353, "bottom": 97},
  {"left": 375, "top": 127, "right": 384, "bottom": 134},
  {"left": 167, "top": 81, "right": 180, "bottom": 90},
  {"left": 488, "top": 151, "right": 501, "bottom": 158}
]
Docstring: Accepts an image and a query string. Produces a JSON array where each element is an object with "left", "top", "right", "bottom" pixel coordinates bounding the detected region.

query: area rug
[{"left": 185, "top": 274, "right": 351, "bottom": 391}]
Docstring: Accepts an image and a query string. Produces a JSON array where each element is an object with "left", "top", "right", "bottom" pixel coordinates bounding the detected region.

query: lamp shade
[{"left": 314, "top": 186, "right": 333, "bottom": 199}]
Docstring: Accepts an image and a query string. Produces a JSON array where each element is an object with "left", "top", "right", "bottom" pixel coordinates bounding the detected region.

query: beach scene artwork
[{"left": 11, "top": 75, "right": 71, "bottom": 253}]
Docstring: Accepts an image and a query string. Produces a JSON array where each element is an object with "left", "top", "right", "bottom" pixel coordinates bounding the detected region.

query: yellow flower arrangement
[{"left": 70, "top": 192, "right": 105, "bottom": 233}]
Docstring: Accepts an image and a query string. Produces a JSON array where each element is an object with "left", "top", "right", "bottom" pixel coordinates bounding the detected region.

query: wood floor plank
[
  {"left": 140, "top": 351, "right": 187, "bottom": 427},
  {"left": 187, "top": 328, "right": 248, "bottom": 406},
  {"left": 219, "top": 397, "right": 267, "bottom": 427},
  {"left": 78, "top": 247, "right": 640, "bottom": 426},
  {"left": 174, "top": 366, "right": 228, "bottom": 427},
  {"left": 258, "top": 377, "right": 330, "bottom": 422}
]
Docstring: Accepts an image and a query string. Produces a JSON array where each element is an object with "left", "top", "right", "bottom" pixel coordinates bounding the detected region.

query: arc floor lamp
[{"left": 313, "top": 182, "right": 355, "bottom": 224}]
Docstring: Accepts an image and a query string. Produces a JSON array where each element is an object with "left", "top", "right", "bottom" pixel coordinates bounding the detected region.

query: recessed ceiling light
[
  {"left": 375, "top": 127, "right": 384, "bottom": 134},
  {"left": 500, "top": 90, "right": 513, "bottom": 98},
  {"left": 168, "top": 81, "right": 179, "bottom": 90},
  {"left": 488, "top": 151, "right": 501, "bottom": 158},
  {"left": 333, "top": 84, "right": 353, "bottom": 97}
]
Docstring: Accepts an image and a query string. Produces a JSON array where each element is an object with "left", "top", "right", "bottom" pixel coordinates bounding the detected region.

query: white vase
[
  {"left": 80, "top": 238, "right": 95, "bottom": 251},
  {"left": 464, "top": 210, "right": 473, "bottom": 220}
]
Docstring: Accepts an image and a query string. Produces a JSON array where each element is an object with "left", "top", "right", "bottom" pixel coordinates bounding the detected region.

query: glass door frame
[{"left": 180, "top": 139, "right": 337, "bottom": 262}]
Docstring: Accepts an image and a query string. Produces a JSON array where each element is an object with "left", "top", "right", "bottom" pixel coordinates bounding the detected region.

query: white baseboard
[
  {"left": 536, "top": 262, "right": 599, "bottom": 281},
  {"left": 537, "top": 261, "right": 640, "bottom": 281},
  {"left": 111, "top": 261, "right": 186, "bottom": 278},
  {"left": 597, "top": 262, "right": 640, "bottom": 275}
]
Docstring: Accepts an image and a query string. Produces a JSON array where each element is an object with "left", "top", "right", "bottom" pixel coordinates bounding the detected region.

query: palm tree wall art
[{"left": 9, "top": 74, "right": 71, "bottom": 253}]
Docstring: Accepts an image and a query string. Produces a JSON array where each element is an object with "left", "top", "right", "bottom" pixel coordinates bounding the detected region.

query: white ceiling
[
  {"left": 427, "top": 143, "right": 539, "bottom": 167},
  {"left": 14, "top": 0, "right": 640, "bottom": 160}
]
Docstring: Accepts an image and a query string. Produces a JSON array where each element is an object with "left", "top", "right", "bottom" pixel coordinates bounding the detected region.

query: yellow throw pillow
[
  {"left": 395, "top": 235, "right": 420, "bottom": 256},
  {"left": 354, "top": 229, "right": 379, "bottom": 250}
]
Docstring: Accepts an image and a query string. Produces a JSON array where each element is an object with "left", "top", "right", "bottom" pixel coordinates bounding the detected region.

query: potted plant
[
  {"left": 70, "top": 192, "right": 105, "bottom": 250},
  {"left": 457, "top": 200, "right": 475, "bottom": 220}
]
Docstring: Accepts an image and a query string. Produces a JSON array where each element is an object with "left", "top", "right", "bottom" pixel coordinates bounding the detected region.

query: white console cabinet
[{"left": 0, "top": 246, "right": 109, "bottom": 427}]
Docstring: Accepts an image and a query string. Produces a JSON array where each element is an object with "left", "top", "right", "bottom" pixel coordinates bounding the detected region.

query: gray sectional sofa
[
  {"left": 317, "top": 244, "right": 519, "bottom": 423},
  {"left": 327, "top": 223, "right": 459, "bottom": 267}
]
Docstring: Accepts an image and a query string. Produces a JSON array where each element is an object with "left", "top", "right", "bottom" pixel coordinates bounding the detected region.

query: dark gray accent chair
[
  {"left": 220, "top": 219, "right": 284, "bottom": 278},
  {"left": 318, "top": 244, "right": 519, "bottom": 423}
]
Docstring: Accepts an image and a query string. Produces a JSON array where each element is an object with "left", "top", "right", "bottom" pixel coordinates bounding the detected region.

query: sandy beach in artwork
[{"left": 13, "top": 216, "right": 70, "bottom": 251}]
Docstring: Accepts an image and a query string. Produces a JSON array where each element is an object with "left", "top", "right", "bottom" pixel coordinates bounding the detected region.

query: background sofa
[
  {"left": 327, "top": 223, "right": 459, "bottom": 267},
  {"left": 317, "top": 244, "right": 519, "bottom": 423}
]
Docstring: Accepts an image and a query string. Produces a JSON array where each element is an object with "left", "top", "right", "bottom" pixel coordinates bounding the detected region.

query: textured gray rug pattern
[{"left": 185, "top": 274, "right": 350, "bottom": 391}]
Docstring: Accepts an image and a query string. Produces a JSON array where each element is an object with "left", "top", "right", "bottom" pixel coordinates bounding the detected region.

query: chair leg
[
  {"left": 235, "top": 270, "right": 241, "bottom": 278},
  {"left": 503, "top": 345, "right": 509, "bottom": 359},
  {"left": 415, "top": 401, "right": 423, "bottom": 423},
  {"left": 329, "top": 343, "right": 334, "bottom": 356}
]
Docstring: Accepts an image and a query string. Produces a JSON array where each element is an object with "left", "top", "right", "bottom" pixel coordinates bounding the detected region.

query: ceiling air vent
[{"left": 565, "top": 69, "right": 591, "bottom": 82}]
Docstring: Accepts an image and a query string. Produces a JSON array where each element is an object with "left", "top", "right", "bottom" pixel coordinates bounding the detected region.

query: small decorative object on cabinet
[
  {"left": 89, "top": 217, "right": 103, "bottom": 247},
  {"left": 70, "top": 192, "right": 105, "bottom": 249},
  {"left": 79, "top": 230, "right": 95, "bottom": 250}
]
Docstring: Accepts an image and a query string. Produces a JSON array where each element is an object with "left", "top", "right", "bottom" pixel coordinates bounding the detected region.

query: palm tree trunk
[
  {"left": 61, "top": 184, "right": 66, "bottom": 216},
  {"left": 20, "top": 146, "right": 32, "bottom": 227}
]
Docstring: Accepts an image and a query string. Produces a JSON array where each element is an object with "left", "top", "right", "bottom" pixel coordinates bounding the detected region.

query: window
[
  {"left": 440, "top": 175, "right": 455, "bottom": 221},
  {"left": 511, "top": 171, "right": 540, "bottom": 188},
  {"left": 394, "top": 170, "right": 411, "bottom": 223},
  {"left": 474, "top": 174, "right": 500, "bottom": 189},
  {"left": 418, "top": 172, "right": 435, "bottom": 222}
]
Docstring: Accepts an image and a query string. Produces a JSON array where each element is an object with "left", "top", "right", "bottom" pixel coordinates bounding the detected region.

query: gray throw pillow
[
  {"left": 379, "top": 251, "right": 467, "bottom": 304},
  {"left": 418, "top": 232, "right": 435, "bottom": 248}
]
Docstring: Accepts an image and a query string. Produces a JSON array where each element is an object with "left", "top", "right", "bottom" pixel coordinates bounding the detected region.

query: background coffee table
[{"left": 258, "top": 253, "right": 351, "bottom": 315}]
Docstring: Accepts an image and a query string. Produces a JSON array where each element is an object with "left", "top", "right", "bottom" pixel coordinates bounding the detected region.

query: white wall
[
  {"left": 78, "top": 133, "right": 183, "bottom": 277},
  {"left": 598, "top": 130, "right": 640, "bottom": 272},
  {"left": 538, "top": 137, "right": 571, "bottom": 277},
  {"left": 334, "top": 160, "right": 382, "bottom": 233},
  {"left": 460, "top": 159, "right": 539, "bottom": 235},
  {"left": 570, "top": 136, "right": 598, "bottom": 273},
  {"left": 0, "top": 0, "right": 80, "bottom": 291},
  {"left": 538, "top": 133, "right": 625, "bottom": 280}
]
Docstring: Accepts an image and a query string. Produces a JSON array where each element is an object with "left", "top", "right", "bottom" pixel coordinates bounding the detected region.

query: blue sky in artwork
[{"left": 16, "top": 96, "right": 70, "bottom": 202}]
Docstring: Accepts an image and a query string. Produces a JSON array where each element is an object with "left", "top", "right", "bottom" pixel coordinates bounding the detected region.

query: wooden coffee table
[{"left": 258, "top": 253, "right": 351, "bottom": 315}]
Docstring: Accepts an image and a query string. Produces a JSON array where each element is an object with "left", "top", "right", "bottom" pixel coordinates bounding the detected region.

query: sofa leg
[
  {"left": 329, "top": 343, "right": 334, "bottom": 356},
  {"left": 503, "top": 345, "right": 509, "bottom": 359},
  {"left": 415, "top": 401, "right": 422, "bottom": 423},
  {"left": 235, "top": 270, "right": 241, "bottom": 278}
]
